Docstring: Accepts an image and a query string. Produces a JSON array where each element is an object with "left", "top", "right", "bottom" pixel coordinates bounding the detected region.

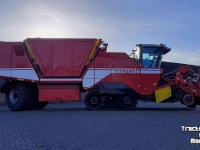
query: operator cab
[{"left": 131, "top": 44, "right": 171, "bottom": 68}]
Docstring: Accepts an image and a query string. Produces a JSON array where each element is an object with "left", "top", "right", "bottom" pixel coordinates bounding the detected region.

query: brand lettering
[{"left": 115, "top": 69, "right": 140, "bottom": 74}]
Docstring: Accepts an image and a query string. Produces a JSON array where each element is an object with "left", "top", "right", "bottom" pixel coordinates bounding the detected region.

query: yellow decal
[
  {"left": 85, "top": 39, "right": 101, "bottom": 66},
  {"left": 24, "top": 40, "right": 38, "bottom": 65},
  {"left": 155, "top": 86, "right": 172, "bottom": 103}
]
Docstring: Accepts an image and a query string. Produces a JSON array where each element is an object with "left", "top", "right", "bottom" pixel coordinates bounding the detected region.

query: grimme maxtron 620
[{"left": 0, "top": 38, "right": 199, "bottom": 111}]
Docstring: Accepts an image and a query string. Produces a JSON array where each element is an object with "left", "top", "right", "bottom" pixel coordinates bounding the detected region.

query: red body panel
[
  {"left": 86, "top": 52, "right": 161, "bottom": 95},
  {"left": 26, "top": 38, "right": 97, "bottom": 78},
  {"left": 12, "top": 42, "right": 33, "bottom": 68},
  {"left": 91, "top": 52, "right": 138, "bottom": 68},
  {"left": 0, "top": 42, "right": 33, "bottom": 69},
  {"left": 38, "top": 85, "right": 80, "bottom": 102},
  {"left": 0, "top": 42, "right": 37, "bottom": 81},
  {"left": 0, "top": 39, "right": 164, "bottom": 102},
  {"left": 0, "top": 42, "right": 12, "bottom": 69},
  {"left": 140, "top": 73, "right": 160, "bottom": 95}
]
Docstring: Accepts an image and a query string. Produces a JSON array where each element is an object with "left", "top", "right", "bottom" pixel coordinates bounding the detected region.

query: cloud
[
  {"left": 22, "top": 3, "right": 64, "bottom": 25},
  {"left": 163, "top": 49, "right": 200, "bottom": 66}
]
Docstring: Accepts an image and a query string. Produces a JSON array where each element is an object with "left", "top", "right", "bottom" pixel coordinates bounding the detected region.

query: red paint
[
  {"left": 140, "top": 74, "right": 160, "bottom": 94},
  {"left": 39, "top": 80, "right": 82, "bottom": 84},
  {"left": 12, "top": 42, "right": 33, "bottom": 68},
  {"left": 3, "top": 38, "right": 197, "bottom": 104},
  {"left": 88, "top": 52, "right": 162, "bottom": 95},
  {"left": 26, "top": 38, "right": 97, "bottom": 78},
  {"left": 175, "top": 66, "right": 200, "bottom": 98},
  {"left": 39, "top": 84, "right": 80, "bottom": 102},
  {"left": 0, "top": 42, "right": 34, "bottom": 69},
  {"left": 91, "top": 52, "right": 138, "bottom": 68},
  {"left": 0, "top": 42, "right": 12, "bottom": 69}
]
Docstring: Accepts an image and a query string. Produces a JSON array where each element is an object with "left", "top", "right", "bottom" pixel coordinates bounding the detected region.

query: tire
[
  {"left": 28, "top": 88, "right": 48, "bottom": 110},
  {"left": 182, "top": 94, "right": 195, "bottom": 106},
  {"left": 33, "top": 102, "right": 49, "bottom": 110},
  {"left": 186, "top": 96, "right": 197, "bottom": 109},
  {"left": 187, "top": 103, "right": 196, "bottom": 109},
  {"left": 5, "top": 83, "right": 36, "bottom": 111},
  {"left": 172, "top": 90, "right": 182, "bottom": 102},
  {"left": 110, "top": 101, "right": 119, "bottom": 109},
  {"left": 84, "top": 91, "right": 103, "bottom": 110},
  {"left": 119, "top": 93, "right": 138, "bottom": 110},
  {"left": 180, "top": 100, "right": 185, "bottom": 105}
]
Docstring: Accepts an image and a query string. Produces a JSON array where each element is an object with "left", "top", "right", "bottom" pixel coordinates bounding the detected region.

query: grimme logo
[
  {"left": 115, "top": 69, "right": 140, "bottom": 74},
  {"left": 181, "top": 126, "right": 200, "bottom": 144}
]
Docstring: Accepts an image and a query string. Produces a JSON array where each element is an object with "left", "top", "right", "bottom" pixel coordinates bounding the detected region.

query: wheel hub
[
  {"left": 183, "top": 94, "right": 194, "bottom": 105},
  {"left": 124, "top": 97, "right": 131, "bottom": 104},
  {"left": 91, "top": 97, "right": 98, "bottom": 104},
  {"left": 9, "top": 88, "right": 19, "bottom": 104}
]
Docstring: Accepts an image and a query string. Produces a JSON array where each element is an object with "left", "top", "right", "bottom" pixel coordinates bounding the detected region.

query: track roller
[
  {"left": 84, "top": 91, "right": 103, "bottom": 110},
  {"left": 119, "top": 93, "right": 138, "bottom": 110},
  {"left": 101, "top": 95, "right": 120, "bottom": 110},
  {"left": 183, "top": 94, "right": 197, "bottom": 109}
]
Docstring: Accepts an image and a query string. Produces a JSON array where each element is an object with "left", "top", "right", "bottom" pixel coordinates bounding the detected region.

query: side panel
[
  {"left": 93, "top": 52, "right": 138, "bottom": 68},
  {"left": 39, "top": 84, "right": 80, "bottom": 102},
  {"left": 82, "top": 68, "right": 95, "bottom": 89},
  {"left": 0, "top": 42, "right": 12, "bottom": 78},
  {"left": 83, "top": 53, "right": 141, "bottom": 93},
  {"left": 98, "top": 82, "right": 131, "bottom": 94},
  {"left": 83, "top": 52, "right": 162, "bottom": 95},
  {"left": 12, "top": 42, "right": 33, "bottom": 68},
  {"left": 30, "top": 41, "right": 53, "bottom": 76},
  {"left": 140, "top": 69, "right": 161, "bottom": 95},
  {"left": 52, "top": 41, "right": 73, "bottom": 76},
  {"left": 26, "top": 38, "right": 97, "bottom": 78},
  {"left": 73, "top": 41, "right": 95, "bottom": 76},
  {"left": 98, "top": 73, "right": 141, "bottom": 94},
  {"left": 11, "top": 42, "right": 39, "bottom": 81}
]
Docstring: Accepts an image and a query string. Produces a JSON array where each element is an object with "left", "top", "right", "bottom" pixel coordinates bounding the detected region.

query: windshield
[
  {"left": 142, "top": 47, "right": 162, "bottom": 68},
  {"left": 130, "top": 44, "right": 170, "bottom": 68}
]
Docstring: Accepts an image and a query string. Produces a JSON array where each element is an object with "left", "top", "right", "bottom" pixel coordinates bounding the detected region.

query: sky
[{"left": 0, "top": 0, "right": 200, "bottom": 65}]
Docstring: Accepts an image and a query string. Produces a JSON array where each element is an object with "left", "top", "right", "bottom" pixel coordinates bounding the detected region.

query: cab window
[{"left": 142, "top": 47, "right": 156, "bottom": 68}]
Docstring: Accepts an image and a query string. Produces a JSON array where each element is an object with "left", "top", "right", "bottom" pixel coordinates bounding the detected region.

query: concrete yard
[{"left": 0, "top": 100, "right": 200, "bottom": 150}]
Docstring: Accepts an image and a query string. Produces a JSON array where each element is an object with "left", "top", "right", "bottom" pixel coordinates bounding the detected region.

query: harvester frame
[{"left": 0, "top": 38, "right": 199, "bottom": 111}]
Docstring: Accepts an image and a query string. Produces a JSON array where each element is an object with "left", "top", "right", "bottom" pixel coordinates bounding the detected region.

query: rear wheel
[
  {"left": 182, "top": 94, "right": 195, "bottom": 106},
  {"left": 84, "top": 91, "right": 103, "bottom": 110},
  {"left": 6, "top": 83, "right": 35, "bottom": 111},
  {"left": 172, "top": 90, "right": 182, "bottom": 102},
  {"left": 32, "top": 102, "right": 49, "bottom": 110},
  {"left": 119, "top": 93, "right": 138, "bottom": 110},
  {"left": 182, "top": 94, "right": 196, "bottom": 109}
]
